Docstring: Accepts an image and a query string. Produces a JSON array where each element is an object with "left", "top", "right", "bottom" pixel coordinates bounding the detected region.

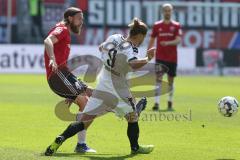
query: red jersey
[
  {"left": 44, "top": 23, "right": 71, "bottom": 79},
  {"left": 151, "top": 20, "right": 182, "bottom": 63}
]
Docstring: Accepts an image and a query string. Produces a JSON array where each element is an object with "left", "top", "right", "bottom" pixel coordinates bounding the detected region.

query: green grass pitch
[{"left": 0, "top": 75, "right": 240, "bottom": 160}]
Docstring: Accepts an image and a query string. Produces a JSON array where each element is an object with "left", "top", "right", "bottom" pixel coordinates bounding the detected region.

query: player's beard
[
  {"left": 70, "top": 23, "right": 81, "bottom": 35},
  {"left": 164, "top": 14, "right": 171, "bottom": 21}
]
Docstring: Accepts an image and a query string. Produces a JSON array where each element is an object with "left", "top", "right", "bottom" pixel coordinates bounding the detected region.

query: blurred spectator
[{"left": 28, "top": 0, "right": 44, "bottom": 43}]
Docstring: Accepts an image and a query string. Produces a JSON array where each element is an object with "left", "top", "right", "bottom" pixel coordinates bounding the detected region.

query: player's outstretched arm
[
  {"left": 148, "top": 37, "right": 155, "bottom": 50},
  {"left": 129, "top": 47, "right": 155, "bottom": 70}
]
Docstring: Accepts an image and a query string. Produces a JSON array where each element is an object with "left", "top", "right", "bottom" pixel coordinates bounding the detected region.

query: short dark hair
[
  {"left": 63, "top": 7, "right": 82, "bottom": 24},
  {"left": 128, "top": 18, "right": 148, "bottom": 37}
]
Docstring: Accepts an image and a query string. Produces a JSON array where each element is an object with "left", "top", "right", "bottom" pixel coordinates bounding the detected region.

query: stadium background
[{"left": 0, "top": 0, "right": 240, "bottom": 75}]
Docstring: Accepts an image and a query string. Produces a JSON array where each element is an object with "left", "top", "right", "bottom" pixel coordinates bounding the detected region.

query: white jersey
[
  {"left": 100, "top": 34, "right": 138, "bottom": 79},
  {"left": 81, "top": 34, "right": 139, "bottom": 118}
]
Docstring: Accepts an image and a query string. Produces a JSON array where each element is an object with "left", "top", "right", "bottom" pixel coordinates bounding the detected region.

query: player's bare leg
[
  {"left": 153, "top": 72, "right": 163, "bottom": 111},
  {"left": 74, "top": 95, "right": 96, "bottom": 153},
  {"left": 74, "top": 95, "right": 88, "bottom": 111},
  {"left": 167, "top": 75, "right": 174, "bottom": 111}
]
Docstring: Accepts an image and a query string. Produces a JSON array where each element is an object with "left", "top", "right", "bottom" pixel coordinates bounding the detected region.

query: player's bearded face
[
  {"left": 70, "top": 13, "right": 83, "bottom": 35},
  {"left": 70, "top": 22, "right": 81, "bottom": 34}
]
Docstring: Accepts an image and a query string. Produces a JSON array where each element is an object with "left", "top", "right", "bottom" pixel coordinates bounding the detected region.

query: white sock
[
  {"left": 78, "top": 130, "right": 86, "bottom": 144},
  {"left": 168, "top": 84, "right": 174, "bottom": 102},
  {"left": 155, "top": 82, "right": 161, "bottom": 104}
]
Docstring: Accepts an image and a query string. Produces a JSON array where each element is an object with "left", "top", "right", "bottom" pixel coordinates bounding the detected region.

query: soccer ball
[{"left": 218, "top": 96, "right": 239, "bottom": 117}]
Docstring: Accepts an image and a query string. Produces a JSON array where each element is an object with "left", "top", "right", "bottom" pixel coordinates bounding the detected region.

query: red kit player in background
[{"left": 148, "top": 3, "right": 182, "bottom": 111}]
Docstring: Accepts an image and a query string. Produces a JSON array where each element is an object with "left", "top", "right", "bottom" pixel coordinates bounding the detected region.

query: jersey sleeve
[
  {"left": 125, "top": 46, "right": 138, "bottom": 62},
  {"left": 50, "top": 27, "right": 68, "bottom": 41},
  {"left": 100, "top": 35, "right": 117, "bottom": 54},
  {"left": 150, "top": 24, "right": 158, "bottom": 38},
  {"left": 174, "top": 24, "right": 182, "bottom": 37}
]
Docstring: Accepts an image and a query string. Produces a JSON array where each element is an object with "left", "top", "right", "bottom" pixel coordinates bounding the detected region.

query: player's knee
[
  {"left": 169, "top": 76, "right": 174, "bottom": 81},
  {"left": 156, "top": 74, "right": 163, "bottom": 82},
  {"left": 156, "top": 76, "right": 162, "bottom": 83},
  {"left": 168, "top": 80, "right": 174, "bottom": 86},
  {"left": 74, "top": 95, "right": 88, "bottom": 111},
  {"left": 125, "top": 112, "right": 139, "bottom": 122},
  {"left": 167, "top": 78, "right": 174, "bottom": 92},
  {"left": 79, "top": 113, "right": 96, "bottom": 129},
  {"left": 85, "top": 87, "right": 93, "bottom": 97}
]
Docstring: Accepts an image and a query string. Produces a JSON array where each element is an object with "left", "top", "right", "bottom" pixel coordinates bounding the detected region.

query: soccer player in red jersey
[
  {"left": 44, "top": 7, "right": 96, "bottom": 153},
  {"left": 148, "top": 3, "right": 182, "bottom": 111}
]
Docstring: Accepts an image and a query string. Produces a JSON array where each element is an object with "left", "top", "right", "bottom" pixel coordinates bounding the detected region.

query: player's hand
[
  {"left": 65, "top": 98, "right": 73, "bottom": 106},
  {"left": 85, "top": 87, "right": 93, "bottom": 97},
  {"left": 98, "top": 44, "right": 103, "bottom": 52},
  {"left": 160, "top": 41, "right": 169, "bottom": 46},
  {"left": 49, "top": 59, "right": 58, "bottom": 72},
  {"left": 147, "top": 47, "right": 156, "bottom": 61}
]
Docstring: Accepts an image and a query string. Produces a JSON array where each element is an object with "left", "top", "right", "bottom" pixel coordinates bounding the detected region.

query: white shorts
[{"left": 82, "top": 69, "right": 135, "bottom": 118}]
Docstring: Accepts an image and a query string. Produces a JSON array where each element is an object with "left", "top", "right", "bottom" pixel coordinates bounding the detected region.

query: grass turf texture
[{"left": 0, "top": 75, "right": 240, "bottom": 160}]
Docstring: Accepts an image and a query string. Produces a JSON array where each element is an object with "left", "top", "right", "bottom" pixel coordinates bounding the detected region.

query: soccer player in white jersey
[{"left": 45, "top": 18, "right": 156, "bottom": 156}]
